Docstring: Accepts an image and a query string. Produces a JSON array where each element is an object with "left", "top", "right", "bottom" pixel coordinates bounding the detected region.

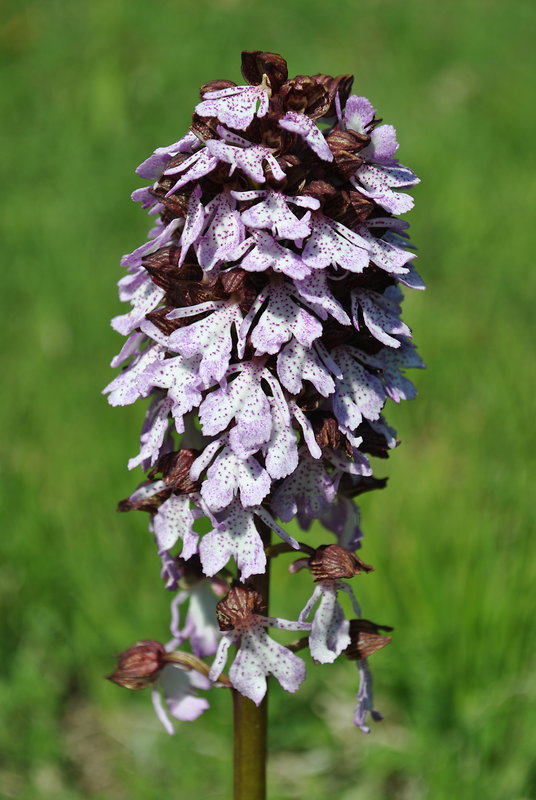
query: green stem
[
  {"left": 233, "top": 525, "right": 271, "bottom": 800},
  {"left": 232, "top": 689, "right": 267, "bottom": 800}
]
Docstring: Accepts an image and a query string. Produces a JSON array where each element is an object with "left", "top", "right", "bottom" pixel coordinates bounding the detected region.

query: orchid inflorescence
[{"left": 105, "top": 51, "right": 422, "bottom": 735}]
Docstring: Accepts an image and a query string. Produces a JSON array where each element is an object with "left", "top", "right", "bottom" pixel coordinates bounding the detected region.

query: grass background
[{"left": 1, "top": 0, "right": 535, "bottom": 797}]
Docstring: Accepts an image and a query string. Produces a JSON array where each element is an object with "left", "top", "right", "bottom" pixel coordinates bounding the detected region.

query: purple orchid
[
  {"left": 106, "top": 51, "right": 422, "bottom": 739},
  {"left": 209, "top": 587, "right": 310, "bottom": 705}
]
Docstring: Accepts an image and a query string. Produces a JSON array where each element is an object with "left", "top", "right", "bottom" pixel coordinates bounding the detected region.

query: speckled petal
[
  {"left": 240, "top": 231, "right": 311, "bottom": 279},
  {"left": 302, "top": 215, "right": 369, "bottom": 272},
  {"left": 139, "top": 354, "right": 204, "bottom": 433},
  {"left": 168, "top": 301, "right": 243, "bottom": 385},
  {"left": 366, "top": 124, "right": 399, "bottom": 162},
  {"left": 111, "top": 273, "right": 166, "bottom": 336},
  {"left": 271, "top": 450, "right": 337, "bottom": 528},
  {"left": 279, "top": 111, "right": 333, "bottom": 161},
  {"left": 153, "top": 493, "right": 200, "bottom": 559},
  {"left": 357, "top": 226, "right": 414, "bottom": 274},
  {"left": 128, "top": 394, "right": 173, "bottom": 470},
  {"left": 277, "top": 340, "right": 335, "bottom": 397},
  {"left": 353, "top": 163, "right": 419, "bottom": 215},
  {"left": 164, "top": 149, "right": 219, "bottom": 194},
  {"left": 293, "top": 271, "right": 351, "bottom": 325},
  {"left": 196, "top": 193, "right": 245, "bottom": 271},
  {"left": 178, "top": 185, "right": 205, "bottom": 266},
  {"left": 263, "top": 395, "right": 299, "bottom": 480},
  {"left": 201, "top": 444, "right": 271, "bottom": 511},
  {"left": 103, "top": 345, "right": 165, "bottom": 407},
  {"left": 230, "top": 626, "right": 306, "bottom": 705},
  {"left": 237, "top": 191, "right": 314, "bottom": 241},
  {"left": 199, "top": 362, "right": 272, "bottom": 455},
  {"left": 198, "top": 501, "right": 266, "bottom": 581},
  {"left": 243, "top": 281, "right": 322, "bottom": 355},
  {"left": 196, "top": 85, "right": 269, "bottom": 130},
  {"left": 344, "top": 95, "right": 375, "bottom": 134},
  {"left": 300, "top": 583, "right": 351, "bottom": 664},
  {"left": 206, "top": 138, "right": 285, "bottom": 184},
  {"left": 352, "top": 288, "right": 411, "bottom": 348},
  {"left": 330, "top": 346, "right": 386, "bottom": 433}
]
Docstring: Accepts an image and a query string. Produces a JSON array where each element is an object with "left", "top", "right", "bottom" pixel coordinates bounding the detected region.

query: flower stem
[
  {"left": 232, "top": 526, "right": 271, "bottom": 800},
  {"left": 232, "top": 689, "right": 267, "bottom": 800}
]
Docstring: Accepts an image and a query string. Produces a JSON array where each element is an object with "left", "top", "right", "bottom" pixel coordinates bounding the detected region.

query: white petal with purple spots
[
  {"left": 330, "top": 346, "right": 386, "bottom": 433},
  {"left": 128, "top": 394, "right": 173, "bottom": 470},
  {"left": 229, "top": 626, "right": 306, "bottom": 705},
  {"left": 241, "top": 281, "right": 322, "bottom": 356},
  {"left": 271, "top": 450, "right": 337, "bottom": 527},
  {"left": 352, "top": 163, "right": 419, "bottom": 215},
  {"left": 206, "top": 135, "right": 285, "bottom": 184},
  {"left": 198, "top": 361, "right": 273, "bottom": 455},
  {"left": 352, "top": 288, "right": 411, "bottom": 348},
  {"left": 293, "top": 270, "right": 351, "bottom": 325},
  {"left": 168, "top": 301, "right": 243, "bottom": 385},
  {"left": 103, "top": 344, "right": 165, "bottom": 407},
  {"left": 153, "top": 493, "right": 200, "bottom": 559},
  {"left": 200, "top": 443, "right": 271, "bottom": 512},
  {"left": 196, "top": 85, "right": 269, "bottom": 130},
  {"left": 277, "top": 340, "right": 335, "bottom": 397},
  {"left": 196, "top": 193, "right": 245, "bottom": 272},
  {"left": 233, "top": 190, "right": 318, "bottom": 241},
  {"left": 240, "top": 231, "right": 311, "bottom": 279},
  {"left": 299, "top": 583, "right": 351, "bottom": 664},
  {"left": 302, "top": 215, "right": 369, "bottom": 272},
  {"left": 279, "top": 111, "right": 333, "bottom": 162},
  {"left": 199, "top": 501, "right": 267, "bottom": 581}
]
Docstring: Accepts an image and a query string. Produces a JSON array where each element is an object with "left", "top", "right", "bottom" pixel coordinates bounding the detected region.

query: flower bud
[{"left": 107, "top": 640, "right": 167, "bottom": 690}]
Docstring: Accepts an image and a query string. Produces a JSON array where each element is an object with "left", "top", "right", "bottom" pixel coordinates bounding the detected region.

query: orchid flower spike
[{"left": 105, "top": 49, "right": 422, "bottom": 735}]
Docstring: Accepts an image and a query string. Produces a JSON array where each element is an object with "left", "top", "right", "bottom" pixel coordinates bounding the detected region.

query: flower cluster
[{"left": 106, "top": 51, "right": 422, "bottom": 734}]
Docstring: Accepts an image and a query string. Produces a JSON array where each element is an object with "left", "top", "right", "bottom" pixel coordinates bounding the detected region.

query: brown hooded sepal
[
  {"left": 216, "top": 585, "right": 267, "bottom": 631},
  {"left": 326, "top": 129, "right": 369, "bottom": 179},
  {"left": 241, "top": 51, "right": 288, "bottom": 92},
  {"left": 344, "top": 620, "right": 393, "bottom": 661},
  {"left": 278, "top": 75, "right": 331, "bottom": 119},
  {"left": 311, "top": 73, "right": 354, "bottom": 117},
  {"left": 149, "top": 448, "right": 201, "bottom": 494},
  {"left": 107, "top": 640, "right": 167, "bottom": 690},
  {"left": 309, "top": 544, "right": 374, "bottom": 582}
]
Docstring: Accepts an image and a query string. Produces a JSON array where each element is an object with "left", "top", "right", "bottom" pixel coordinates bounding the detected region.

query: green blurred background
[{"left": 1, "top": 0, "right": 535, "bottom": 797}]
